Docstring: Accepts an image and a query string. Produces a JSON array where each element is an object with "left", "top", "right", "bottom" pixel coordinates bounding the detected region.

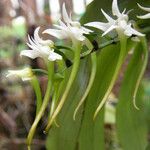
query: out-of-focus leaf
[
  {"left": 46, "top": 58, "right": 90, "bottom": 150},
  {"left": 46, "top": 41, "right": 121, "bottom": 150},
  {"left": 78, "top": 43, "right": 121, "bottom": 150},
  {"left": 116, "top": 42, "right": 148, "bottom": 150}
]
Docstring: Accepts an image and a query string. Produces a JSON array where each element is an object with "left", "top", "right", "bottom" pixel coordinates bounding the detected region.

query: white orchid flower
[
  {"left": 20, "top": 27, "right": 62, "bottom": 61},
  {"left": 43, "top": 4, "right": 92, "bottom": 42},
  {"left": 137, "top": 4, "right": 150, "bottom": 19},
  {"left": 85, "top": 0, "right": 144, "bottom": 37},
  {"left": 7, "top": 68, "right": 33, "bottom": 81}
]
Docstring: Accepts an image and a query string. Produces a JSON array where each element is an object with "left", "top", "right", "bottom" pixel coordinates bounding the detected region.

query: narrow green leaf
[
  {"left": 78, "top": 43, "right": 120, "bottom": 150},
  {"left": 116, "top": 41, "right": 148, "bottom": 150},
  {"left": 46, "top": 58, "right": 90, "bottom": 150}
]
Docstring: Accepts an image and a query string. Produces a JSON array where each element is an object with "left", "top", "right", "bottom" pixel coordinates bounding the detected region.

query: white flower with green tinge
[
  {"left": 7, "top": 68, "right": 33, "bottom": 81},
  {"left": 85, "top": 0, "right": 144, "bottom": 37},
  {"left": 20, "top": 27, "right": 62, "bottom": 61},
  {"left": 137, "top": 4, "right": 150, "bottom": 19},
  {"left": 43, "top": 4, "right": 92, "bottom": 42}
]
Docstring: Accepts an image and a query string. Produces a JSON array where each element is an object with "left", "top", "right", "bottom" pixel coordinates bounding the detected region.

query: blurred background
[{"left": 0, "top": 0, "right": 94, "bottom": 149}]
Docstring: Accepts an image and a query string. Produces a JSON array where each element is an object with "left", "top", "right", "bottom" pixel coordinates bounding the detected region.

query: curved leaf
[{"left": 116, "top": 40, "right": 148, "bottom": 150}]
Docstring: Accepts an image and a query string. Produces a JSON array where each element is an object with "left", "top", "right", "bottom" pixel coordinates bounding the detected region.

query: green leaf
[
  {"left": 46, "top": 0, "right": 150, "bottom": 150},
  {"left": 46, "top": 58, "right": 90, "bottom": 150},
  {"left": 78, "top": 43, "right": 120, "bottom": 150},
  {"left": 116, "top": 41, "right": 148, "bottom": 150},
  {"left": 46, "top": 40, "right": 121, "bottom": 150}
]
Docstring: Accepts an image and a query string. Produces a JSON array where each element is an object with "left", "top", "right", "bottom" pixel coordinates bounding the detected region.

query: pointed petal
[
  {"left": 137, "top": 13, "right": 150, "bottom": 19},
  {"left": 34, "top": 26, "right": 41, "bottom": 43},
  {"left": 43, "top": 29, "right": 68, "bottom": 39},
  {"left": 27, "top": 35, "right": 40, "bottom": 49},
  {"left": 81, "top": 27, "right": 93, "bottom": 34},
  {"left": 122, "top": 8, "right": 126, "bottom": 14},
  {"left": 48, "top": 51, "right": 62, "bottom": 61},
  {"left": 124, "top": 26, "right": 145, "bottom": 37},
  {"left": 62, "top": 3, "right": 71, "bottom": 23},
  {"left": 85, "top": 21, "right": 108, "bottom": 31},
  {"left": 20, "top": 50, "right": 40, "bottom": 59},
  {"left": 27, "top": 42, "right": 39, "bottom": 51},
  {"left": 101, "top": 9, "right": 115, "bottom": 23},
  {"left": 112, "top": 0, "right": 121, "bottom": 16},
  {"left": 102, "top": 25, "right": 117, "bottom": 36},
  {"left": 137, "top": 3, "right": 150, "bottom": 12},
  {"left": 34, "top": 26, "right": 54, "bottom": 45}
]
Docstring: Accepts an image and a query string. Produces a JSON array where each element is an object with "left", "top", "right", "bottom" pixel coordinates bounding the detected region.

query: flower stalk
[
  {"left": 94, "top": 34, "right": 127, "bottom": 119},
  {"left": 27, "top": 62, "right": 54, "bottom": 150},
  {"left": 133, "top": 36, "right": 148, "bottom": 109},
  {"left": 73, "top": 52, "right": 97, "bottom": 120},
  {"left": 30, "top": 76, "right": 42, "bottom": 115},
  {"left": 44, "top": 42, "right": 81, "bottom": 132}
]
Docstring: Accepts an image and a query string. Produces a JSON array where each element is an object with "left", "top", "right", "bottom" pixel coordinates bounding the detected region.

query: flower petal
[
  {"left": 85, "top": 21, "right": 108, "bottom": 31},
  {"left": 101, "top": 9, "right": 115, "bottom": 23},
  {"left": 34, "top": 27, "right": 54, "bottom": 46},
  {"left": 81, "top": 27, "right": 93, "bottom": 34},
  {"left": 124, "top": 26, "right": 145, "bottom": 37},
  {"left": 62, "top": 3, "right": 71, "bottom": 24},
  {"left": 137, "top": 13, "right": 150, "bottom": 19},
  {"left": 137, "top": 3, "right": 150, "bottom": 12},
  {"left": 112, "top": 0, "right": 121, "bottom": 17},
  {"left": 20, "top": 50, "right": 40, "bottom": 59},
  {"left": 102, "top": 25, "right": 117, "bottom": 36},
  {"left": 43, "top": 29, "right": 68, "bottom": 39},
  {"left": 48, "top": 51, "right": 62, "bottom": 61}
]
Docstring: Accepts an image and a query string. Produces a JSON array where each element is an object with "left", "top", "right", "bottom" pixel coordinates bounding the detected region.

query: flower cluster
[
  {"left": 43, "top": 4, "right": 92, "bottom": 42},
  {"left": 7, "top": 0, "right": 150, "bottom": 149}
]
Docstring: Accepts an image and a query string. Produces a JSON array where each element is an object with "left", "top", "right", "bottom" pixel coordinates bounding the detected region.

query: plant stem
[
  {"left": 45, "top": 42, "right": 81, "bottom": 132},
  {"left": 73, "top": 52, "right": 97, "bottom": 120},
  {"left": 30, "top": 76, "right": 42, "bottom": 115},
  {"left": 94, "top": 35, "right": 127, "bottom": 119},
  {"left": 49, "top": 82, "right": 59, "bottom": 118},
  {"left": 133, "top": 36, "right": 148, "bottom": 109},
  {"left": 27, "top": 62, "right": 54, "bottom": 150}
]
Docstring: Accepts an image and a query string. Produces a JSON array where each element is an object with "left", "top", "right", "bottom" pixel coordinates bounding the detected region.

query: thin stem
[
  {"left": 27, "top": 62, "right": 54, "bottom": 149},
  {"left": 48, "top": 82, "right": 60, "bottom": 127},
  {"left": 133, "top": 36, "right": 148, "bottom": 109},
  {"left": 30, "top": 76, "right": 42, "bottom": 115},
  {"left": 55, "top": 45, "right": 73, "bottom": 51},
  {"left": 32, "top": 69, "right": 48, "bottom": 75},
  {"left": 73, "top": 52, "right": 97, "bottom": 120},
  {"left": 45, "top": 42, "right": 81, "bottom": 133},
  {"left": 49, "top": 82, "right": 59, "bottom": 117},
  {"left": 94, "top": 35, "right": 127, "bottom": 120},
  {"left": 99, "top": 38, "right": 118, "bottom": 49}
]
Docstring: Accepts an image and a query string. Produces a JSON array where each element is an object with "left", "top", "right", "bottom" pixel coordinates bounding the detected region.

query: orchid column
[
  {"left": 86, "top": 0, "right": 145, "bottom": 119},
  {"left": 43, "top": 4, "right": 92, "bottom": 132}
]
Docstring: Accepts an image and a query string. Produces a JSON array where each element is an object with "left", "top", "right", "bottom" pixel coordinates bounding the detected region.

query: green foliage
[
  {"left": 116, "top": 41, "right": 148, "bottom": 150},
  {"left": 45, "top": 0, "right": 150, "bottom": 150}
]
